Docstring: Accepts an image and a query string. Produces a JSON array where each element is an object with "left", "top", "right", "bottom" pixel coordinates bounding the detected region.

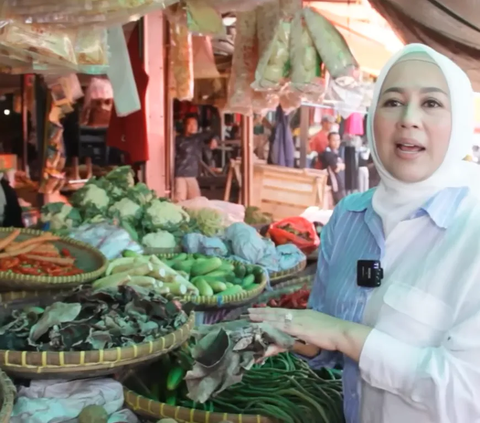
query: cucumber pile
[{"left": 164, "top": 253, "right": 265, "bottom": 297}]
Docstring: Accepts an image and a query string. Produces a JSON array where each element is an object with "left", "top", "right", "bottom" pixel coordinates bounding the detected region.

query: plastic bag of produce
[
  {"left": 289, "top": 10, "right": 325, "bottom": 102},
  {"left": 182, "top": 233, "right": 229, "bottom": 257},
  {"left": 225, "top": 10, "right": 257, "bottom": 115},
  {"left": 257, "top": 239, "right": 281, "bottom": 272},
  {"left": 251, "top": 90, "right": 280, "bottom": 115},
  {"left": 303, "top": 7, "right": 358, "bottom": 83},
  {"left": 201, "top": 0, "right": 271, "bottom": 13},
  {"left": 225, "top": 222, "right": 265, "bottom": 263},
  {"left": 268, "top": 216, "right": 320, "bottom": 255},
  {"left": 67, "top": 222, "right": 143, "bottom": 260},
  {"left": 186, "top": 0, "right": 226, "bottom": 37},
  {"left": 170, "top": 11, "right": 194, "bottom": 101},
  {"left": 252, "top": 1, "right": 290, "bottom": 91},
  {"left": 276, "top": 243, "right": 306, "bottom": 270}
]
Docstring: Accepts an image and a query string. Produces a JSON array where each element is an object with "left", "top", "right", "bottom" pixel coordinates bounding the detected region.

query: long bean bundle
[{"left": 178, "top": 353, "right": 344, "bottom": 423}]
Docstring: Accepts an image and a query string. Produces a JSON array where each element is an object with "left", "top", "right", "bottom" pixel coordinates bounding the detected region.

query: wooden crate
[{"left": 252, "top": 164, "right": 329, "bottom": 220}]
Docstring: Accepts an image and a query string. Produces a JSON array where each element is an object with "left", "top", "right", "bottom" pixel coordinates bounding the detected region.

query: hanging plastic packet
[
  {"left": 202, "top": 0, "right": 270, "bottom": 13},
  {"left": 0, "top": 20, "right": 77, "bottom": 69},
  {"left": 75, "top": 28, "right": 109, "bottom": 74},
  {"left": 279, "top": 0, "right": 302, "bottom": 18},
  {"left": 289, "top": 10, "right": 325, "bottom": 103},
  {"left": 186, "top": 0, "right": 226, "bottom": 37},
  {"left": 303, "top": 7, "right": 359, "bottom": 84},
  {"left": 251, "top": 91, "right": 279, "bottom": 115},
  {"left": 170, "top": 9, "right": 194, "bottom": 101},
  {"left": 252, "top": 1, "right": 290, "bottom": 92},
  {"left": 225, "top": 10, "right": 257, "bottom": 115},
  {"left": 38, "top": 121, "right": 67, "bottom": 195}
]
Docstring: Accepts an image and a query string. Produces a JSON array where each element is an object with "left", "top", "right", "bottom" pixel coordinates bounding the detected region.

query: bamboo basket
[
  {"left": 0, "top": 369, "right": 14, "bottom": 423},
  {"left": 0, "top": 312, "right": 195, "bottom": 379},
  {"left": 156, "top": 254, "right": 268, "bottom": 310},
  {"left": 0, "top": 228, "right": 108, "bottom": 290},
  {"left": 221, "top": 265, "right": 317, "bottom": 322},
  {"left": 269, "top": 259, "right": 307, "bottom": 284},
  {"left": 123, "top": 387, "right": 277, "bottom": 423}
]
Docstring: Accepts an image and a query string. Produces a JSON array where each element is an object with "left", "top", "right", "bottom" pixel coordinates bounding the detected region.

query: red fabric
[
  {"left": 106, "top": 25, "right": 149, "bottom": 164},
  {"left": 310, "top": 131, "right": 328, "bottom": 155}
]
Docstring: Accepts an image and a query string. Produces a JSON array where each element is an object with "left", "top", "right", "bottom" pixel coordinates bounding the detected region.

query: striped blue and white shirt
[{"left": 307, "top": 186, "right": 474, "bottom": 423}]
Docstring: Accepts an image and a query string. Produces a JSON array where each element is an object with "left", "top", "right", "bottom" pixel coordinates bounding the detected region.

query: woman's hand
[
  {"left": 249, "top": 308, "right": 372, "bottom": 362},
  {"left": 249, "top": 308, "right": 344, "bottom": 351}
]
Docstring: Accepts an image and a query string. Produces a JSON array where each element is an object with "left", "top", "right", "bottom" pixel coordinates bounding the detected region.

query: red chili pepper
[{"left": 61, "top": 248, "right": 72, "bottom": 258}]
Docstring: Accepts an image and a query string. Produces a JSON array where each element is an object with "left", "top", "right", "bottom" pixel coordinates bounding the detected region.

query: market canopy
[{"left": 367, "top": 0, "right": 480, "bottom": 91}]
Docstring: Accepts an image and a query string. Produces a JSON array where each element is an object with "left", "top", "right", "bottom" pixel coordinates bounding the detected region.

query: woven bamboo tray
[
  {"left": 0, "top": 312, "right": 195, "bottom": 379},
  {"left": 0, "top": 369, "right": 14, "bottom": 423},
  {"left": 221, "top": 265, "right": 317, "bottom": 322},
  {"left": 156, "top": 254, "right": 268, "bottom": 310},
  {"left": 123, "top": 388, "right": 276, "bottom": 423},
  {"left": 0, "top": 228, "right": 108, "bottom": 291},
  {"left": 269, "top": 259, "right": 307, "bottom": 284}
]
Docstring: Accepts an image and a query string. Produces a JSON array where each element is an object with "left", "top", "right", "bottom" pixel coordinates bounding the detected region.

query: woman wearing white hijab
[{"left": 249, "top": 44, "right": 480, "bottom": 422}]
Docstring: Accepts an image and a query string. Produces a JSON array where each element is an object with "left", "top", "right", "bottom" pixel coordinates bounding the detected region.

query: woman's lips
[{"left": 395, "top": 142, "right": 425, "bottom": 160}]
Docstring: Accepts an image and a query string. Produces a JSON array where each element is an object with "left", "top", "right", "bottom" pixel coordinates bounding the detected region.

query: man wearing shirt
[
  {"left": 174, "top": 114, "right": 218, "bottom": 202},
  {"left": 309, "top": 115, "right": 335, "bottom": 161},
  {"left": 320, "top": 132, "right": 346, "bottom": 205}
]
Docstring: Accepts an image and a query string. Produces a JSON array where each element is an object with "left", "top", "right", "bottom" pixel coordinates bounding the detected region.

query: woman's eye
[
  {"left": 423, "top": 99, "right": 442, "bottom": 108},
  {"left": 383, "top": 99, "right": 402, "bottom": 107}
]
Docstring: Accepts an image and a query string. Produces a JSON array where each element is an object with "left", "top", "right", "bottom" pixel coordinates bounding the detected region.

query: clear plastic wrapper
[
  {"left": 202, "top": 0, "right": 271, "bottom": 13},
  {"left": 75, "top": 28, "right": 109, "bottom": 74},
  {"left": 303, "top": 7, "right": 359, "bottom": 82},
  {"left": 252, "top": 1, "right": 290, "bottom": 92},
  {"left": 170, "top": 9, "right": 194, "bottom": 101},
  {"left": 186, "top": 0, "right": 226, "bottom": 37},
  {"left": 225, "top": 10, "right": 257, "bottom": 115},
  {"left": 38, "top": 122, "right": 67, "bottom": 195},
  {"left": 0, "top": 20, "right": 77, "bottom": 69},
  {"left": 3, "top": 0, "right": 179, "bottom": 27},
  {"left": 251, "top": 90, "right": 279, "bottom": 115},
  {"left": 279, "top": 0, "right": 302, "bottom": 18},
  {"left": 289, "top": 10, "right": 325, "bottom": 103}
]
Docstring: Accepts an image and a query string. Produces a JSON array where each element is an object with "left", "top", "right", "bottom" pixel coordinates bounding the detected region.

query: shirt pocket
[{"left": 376, "top": 283, "right": 454, "bottom": 347}]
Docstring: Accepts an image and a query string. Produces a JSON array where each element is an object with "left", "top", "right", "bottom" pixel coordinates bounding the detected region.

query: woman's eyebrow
[{"left": 382, "top": 86, "right": 448, "bottom": 95}]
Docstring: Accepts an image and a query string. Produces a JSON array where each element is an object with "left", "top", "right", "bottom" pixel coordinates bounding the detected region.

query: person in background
[
  {"left": 320, "top": 132, "right": 346, "bottom": 204},
  {"left": 0, "top": 173, "right": 24, "bottom": 228},
  {"left": 174, "top": 114, "right": 218, "bottom": 202},
  {"left": 309, "top": 115, "right": 335, "bottom": 162}
]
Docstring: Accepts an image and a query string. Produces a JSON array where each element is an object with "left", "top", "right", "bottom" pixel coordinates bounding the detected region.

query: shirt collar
[{"left": 344, "top": 187, "right": 469, "bottom": 229}]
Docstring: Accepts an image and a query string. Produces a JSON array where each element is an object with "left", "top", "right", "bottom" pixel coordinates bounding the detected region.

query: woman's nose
[{"left": 399, "top": 103, "right": 421, "bottom": 129}]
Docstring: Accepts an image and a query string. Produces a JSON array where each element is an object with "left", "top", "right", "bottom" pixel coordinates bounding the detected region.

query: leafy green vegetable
[
  {"left": 104, "top": 166, "right": 135, "bottom": 190},
  {"left": 127, "top": 183, "right": 156, "bottom": 205},
  {"left": 40, "top": 202, "right": 83, "bottom": 231}
]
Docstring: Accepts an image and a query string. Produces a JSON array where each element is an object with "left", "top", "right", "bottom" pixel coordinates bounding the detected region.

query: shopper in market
[
  {"left": 174, "top": 114, "right": 218, "bottom": 202},
  {"left": 249, "top": 43, "right": 480, "bottom": 423},
  {"left": 309, "top": 115, "right": 335, "bottom": 163},
  {"left": 320, "top": 132, "right": 346, "bottom": 204}
]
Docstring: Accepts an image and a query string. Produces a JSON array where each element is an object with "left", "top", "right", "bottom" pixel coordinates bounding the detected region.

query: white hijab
[{"left": 368, "top": 43, "right": 479, "bottom": 236}]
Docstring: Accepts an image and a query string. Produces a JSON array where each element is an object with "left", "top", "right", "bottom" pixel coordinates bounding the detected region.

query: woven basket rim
[
  {"left": 157, "top": 255, "right": 268, "bottom": 306},
  {"left": 123, "top": 387, "right": 276, "bottom": 423},
  {"left": 0, "top": 227, "right": 108, "bottom": 286},
  {"left": 0, "top": 369, "right": 14, "bottom": 422},
  {"left": 270, "top": 259, "right": 307, "bottom": 281},
  {"left": 0, "top": 312, "right": 194, "bottom": 373}
]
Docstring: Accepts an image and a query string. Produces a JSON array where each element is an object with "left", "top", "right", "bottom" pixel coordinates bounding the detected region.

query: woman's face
[{"left": 373, "top": 53, "right": 452, "bottom": 183}]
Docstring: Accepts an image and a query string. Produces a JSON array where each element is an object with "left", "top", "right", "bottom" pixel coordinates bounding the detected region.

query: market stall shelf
[
  {"left": 123, "top": 388, "right": 276, "bottom": 423},
  {"left": 0, "top": 228, "right": 108, "bottom": 291},
  {"left": 0, "top": 369, "right": 14, "bottom": 423},
  {"left": 0, "top": 312, "right": 195, "bottom": 379}
]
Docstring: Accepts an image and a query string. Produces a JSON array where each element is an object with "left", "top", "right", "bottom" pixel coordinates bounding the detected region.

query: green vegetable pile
[
  {"left": 40, "top": 166, "right": 196, "bottom": 247},
  {"left": 164, "top": 253, "right": 265, "bottom": 297},
  {"left": 134, "top": 350, "right": 344, "bottom": 423}
]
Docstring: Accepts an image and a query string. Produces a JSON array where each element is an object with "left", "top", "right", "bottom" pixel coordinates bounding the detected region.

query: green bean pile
[{"left": 180, "top": 353, "right": 344, "bottom": 423}]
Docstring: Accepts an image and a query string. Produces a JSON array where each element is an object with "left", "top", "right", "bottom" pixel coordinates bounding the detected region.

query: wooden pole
[
  {"left": 240, "top": 115, "right": 253, "bottom": 206},
  {"left": 299, "top": 105, "right": 309, "bottom": 169}
]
